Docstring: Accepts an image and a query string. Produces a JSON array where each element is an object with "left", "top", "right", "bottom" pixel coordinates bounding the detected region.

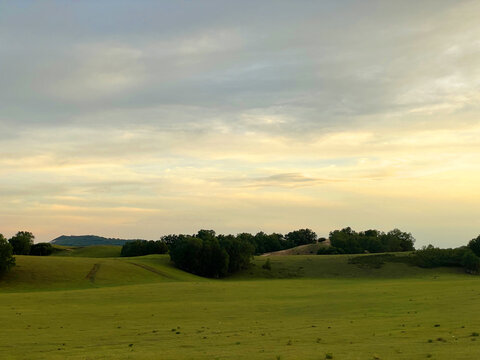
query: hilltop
[
  {"left": 50, "top": 234, "right": 149, "bottom": 247},
  {"left": 261, "top": 242, "right": 330, "bottom": 256}
]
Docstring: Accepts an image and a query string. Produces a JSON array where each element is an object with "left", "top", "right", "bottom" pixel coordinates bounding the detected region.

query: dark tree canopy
[
  {"left": 30, "top": 243, "right": 54, "bottom": 256},
  {"left": 0, "top": 234, "right": 15, "bottom": 275},
  {"left": 326, "top": 227, "right": 415, "bottom": 255},
  {"left": 468, "top": 235, "right": 480, "bottom": 257},
  {"left": 285, "top": 228, "right": 318, "bottom": 247},
  {"left": 169, "top": 230, "right": 255, "bottom": 278},
  {"left": 121, "top": 240, "right": 168, "bottom": 257},
  {"left": 9, "top": 231, "right": 35, "bottom": 255},
  {"left": 412, "top": 245, "right": 480, "bottom": 274}
]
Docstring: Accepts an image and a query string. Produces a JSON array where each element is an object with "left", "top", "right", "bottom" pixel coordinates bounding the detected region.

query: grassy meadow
[{"left": 1, "top": 251, "right": 480, "bottom": 359}]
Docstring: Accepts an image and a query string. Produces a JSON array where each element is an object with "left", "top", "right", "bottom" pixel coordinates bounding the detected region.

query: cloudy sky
[{"left": 1, "top": 1, "right": 479, "bottom": 246}]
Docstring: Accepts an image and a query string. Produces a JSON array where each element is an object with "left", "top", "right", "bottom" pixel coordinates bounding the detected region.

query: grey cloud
[{"left": 1, "top": 0, "right": 478, "bottom": 139}]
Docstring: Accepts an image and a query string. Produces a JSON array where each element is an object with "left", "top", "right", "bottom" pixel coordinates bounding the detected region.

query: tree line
[
  {"left": 120, "top": 240, "right": 168, "bottom": 257},
  {"left": 317, "top": 227, "right": 415, "bottom": 254},
  {"left": 120, "top": 228, "right": 320, "bottom": 277},
  {"left": 410, "top": 235, "right": 480, "bottom": 273}
]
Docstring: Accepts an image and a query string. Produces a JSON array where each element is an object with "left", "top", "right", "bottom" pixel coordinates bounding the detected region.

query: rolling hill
[
  {"left": 1, "top": 251, "right": 478, "bottom": 360},
  {"left": 50, "top": 234, "right": 149, "bottom": 247}
]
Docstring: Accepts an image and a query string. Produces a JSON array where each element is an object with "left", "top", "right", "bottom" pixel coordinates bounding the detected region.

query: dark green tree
[
  {"left": 468, "top": 235, "right": 480, "bottom": 257},
  {"left": 9, "top": 231, "right": 34, "bottom": 255},
  {"left": 462, "top": 250, "right": 480, "bottom": 274},
  {"left": 285, "top": 228, "right": 317, "bottom": 247},
  {"left": 30, "top": 243, "right": 54, "bottom": 256},
  {"left": 0, "top": 234, "right": 15, "bottom": 275}
]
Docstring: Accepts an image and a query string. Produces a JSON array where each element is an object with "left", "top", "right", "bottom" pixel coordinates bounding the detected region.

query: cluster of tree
[
  {"left": 179, "top": 228, "right": 318, "bottom": 255},
  {"left": 318, "top": 227, "right": 415, "bottom": 255},
  {"left": 7, "top": 231, "right": 53, "bottom": 256},
  {"left": 120, "top": 240, "right": 168, "bottom": 257},
  {"left": 410, "top": 235, "right": 480, "bottom": 274},
  {"left": 163, "top": 228, "right": 319, "bottom": 256},
  {"left": 169, "top": 230, "right": 255, "bottom": 278}
]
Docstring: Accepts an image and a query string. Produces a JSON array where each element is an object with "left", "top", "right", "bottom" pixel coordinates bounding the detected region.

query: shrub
[
  {"left": 262, "top": 258, "right": 272, "bottom": 270},
  {"left": 317, "top": 246, "right": 345, "bottom": 255}
]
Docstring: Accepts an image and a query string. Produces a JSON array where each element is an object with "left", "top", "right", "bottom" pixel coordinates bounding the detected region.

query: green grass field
[{"left": 1, "top": 249, "right": 479, "bottom": 359}]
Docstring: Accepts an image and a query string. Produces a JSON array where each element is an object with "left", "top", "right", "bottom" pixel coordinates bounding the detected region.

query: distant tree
[
  {"left": 382, "top": 229, "right": 415, "bottom": 252},
  {"left": 285, "top": 229, "right": 317, "bottom": 247},
  {"left": 121, "top": 240, "right": 168, "bottom": 257},
  {"left": 0, "top": 234, "right": 15, "bottom": 275},
  {"left": 169, "top": 231, "right": 255, "bottom": 278},
  {"left": 468, "top": 235, "right": 480, "bottom": 257},
  {"left": 199, "top": 238, "right": 229, "bottom": 278},
  {"left": 169, "top": 236, "right": 203, "bottom": 274},
  {"left": 195, "top": 229, "right": 216, "bottom": 241},
  {"left": 329, "top": 228, "right": 362, "bottom": 254},
  {"left": 161, "top": 234, "right": 180, "bottom": 249},
  {"left": 462, "top": 250, "right": 480, "bottom": 274},
  {"left": 219, "top": 235, "right": 255, "bottom": 273},
  {"left": 9, "top": 231, "right": 34, "bottom": 255},
  {"left": 30, "top": 243, "right": 54, "bottom": 256}
]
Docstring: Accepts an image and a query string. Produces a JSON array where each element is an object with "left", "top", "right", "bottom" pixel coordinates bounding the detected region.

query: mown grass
[{"left": 0, "top": 254, "right": 478, "bottom": 359}]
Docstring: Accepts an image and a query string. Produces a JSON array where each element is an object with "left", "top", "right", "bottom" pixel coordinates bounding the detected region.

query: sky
[{"left": 1, "top": 0, "right": 479, "bottom": 247}]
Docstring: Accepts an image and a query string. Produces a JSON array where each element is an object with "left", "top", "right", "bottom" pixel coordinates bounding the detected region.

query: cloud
[{"left": 1, "top": 0, "right": 480, "bottom": 246}]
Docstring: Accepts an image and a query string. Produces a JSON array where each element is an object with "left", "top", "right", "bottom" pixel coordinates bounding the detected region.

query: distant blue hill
[{"left": 50, "top": 235, "right": 148, "bottom": 247}]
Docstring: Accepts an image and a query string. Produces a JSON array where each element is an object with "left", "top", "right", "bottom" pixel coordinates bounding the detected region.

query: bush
[
  {"left": 317, "top": 246, "right": 345, "bottom": 255},
  {"left": 262, "top": 258, "right": 272, "bottom": 270},
  {"left": 0, "top": 234, "right": 15, "bottom": 275},
  {"left": 30, "top": 243, "right": 54, "bottom": 256}
]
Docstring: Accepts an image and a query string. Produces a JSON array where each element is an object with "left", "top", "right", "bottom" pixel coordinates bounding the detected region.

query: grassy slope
[
  {"left": 52, "top": 245, "right": 122, "bottom": 258},
  {"left": 1, "top": 254, "right": 479, "bottom": 359},
  {"left": 0, "top": 255, "right": 201, "bottom": 292},
  {"left": 232, "top": 254, "right": 464, "bottom": 280},
  {"left": 262, "top": 242, "right": 328, "bottom": 256}
]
